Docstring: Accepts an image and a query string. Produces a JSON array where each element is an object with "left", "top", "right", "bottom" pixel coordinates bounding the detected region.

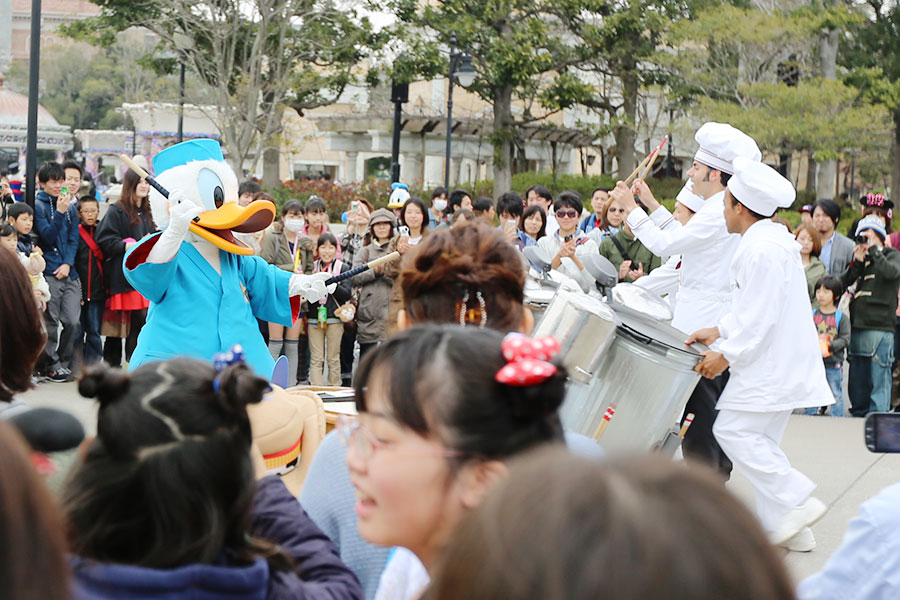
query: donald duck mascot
[{"left": 123, "top": 139, "right": 333, "bottom": 378}]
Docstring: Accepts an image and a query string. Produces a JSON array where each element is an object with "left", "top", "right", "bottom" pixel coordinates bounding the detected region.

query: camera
[
  {"left": 855, "top": 234, "right": 869, "bottom": 244},
  {"left": 398, "top": 225, "right": 410, "bottom": 237},
  {"left": 865, "top": 413, "right": 900, "bottom": 453}
]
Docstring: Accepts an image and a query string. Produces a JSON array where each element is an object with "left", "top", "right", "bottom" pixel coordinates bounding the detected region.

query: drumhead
[
  {"left": 614, "top": 309, "right": 705, "bottom": 358},
  {"left": 611, "top": 283, "right": 673, "bottom": 322}
]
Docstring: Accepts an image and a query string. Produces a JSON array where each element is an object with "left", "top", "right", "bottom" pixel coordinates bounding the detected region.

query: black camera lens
[{"left": 856, "top": 234, "right": 869, "bottom": 244}]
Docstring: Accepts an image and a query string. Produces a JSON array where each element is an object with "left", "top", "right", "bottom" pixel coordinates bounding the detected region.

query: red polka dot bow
[{"left": 495, "top": 335, "right": 561, "bottom": 386}]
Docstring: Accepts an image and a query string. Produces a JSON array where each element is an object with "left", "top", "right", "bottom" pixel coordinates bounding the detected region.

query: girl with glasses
[
  {"left": 345, "top": 324, "right": 568, "bottom": 599},
  {"left": 536, "top": 190, "right": 599, "bottom": 292}
]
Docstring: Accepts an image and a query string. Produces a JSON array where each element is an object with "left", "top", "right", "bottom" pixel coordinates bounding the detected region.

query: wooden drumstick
[
  {"left": 678, "top": 413, "right": 695, "bottom": 438},
  {"left": 592, "top": 405, "right": 617, "bottom": 440},
  {"left": 324, "top": 251, "right": 400, "bottom": 286},
  {"left": 623, "top": 152, "right": 655, "bottom": 186},
  {"left": 119, "top": 154, "right": 169, "bottom": 199}
]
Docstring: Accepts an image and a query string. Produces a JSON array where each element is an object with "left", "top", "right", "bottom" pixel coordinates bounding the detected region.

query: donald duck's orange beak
[{"left": 188, "top": 200, "right": 275, "bottom": 255}]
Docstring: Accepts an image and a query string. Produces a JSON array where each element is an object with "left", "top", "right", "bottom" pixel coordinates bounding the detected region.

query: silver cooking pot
[{"left": 558, "top": 288, "right": 705, "bottom": 452}]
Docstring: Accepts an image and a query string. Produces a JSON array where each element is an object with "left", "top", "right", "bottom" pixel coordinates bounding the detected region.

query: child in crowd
[
  {"left": 352, "top": 209, "right": 396, "bottom": 361},
  {"left": 1, "top": 223, "right": 49, "bottom": 309},
  {"left": 63, "top": 358, "right": 362, "bottom": 599},
  {"left": 809, "top": 275, "right": 850, "bottom": 417},
  {"left": 75, "top": 197, "right": 106, "bottom": 365},
  {"left": 7, "top": 202, "right": 36, "bottom": 254},
  {"left": 260, "top": 200, "right": 313, "bottom": 385},
  {"left": 308, "top": 233, "right": 351, "bottom": 386},
  {"left": 305, "top": 196, "right": 341, "bottom": 260}
]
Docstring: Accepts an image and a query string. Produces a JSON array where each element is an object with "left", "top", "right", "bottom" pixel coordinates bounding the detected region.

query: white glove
[
  {"left": 146, "top": 189, "right": 205, "bottom": 264},
  {"left": 167, "top": 189, "right": 205, "bottom": 238},
  {"left": 290, "top": 272, "right": 337, "bottom": 303}
]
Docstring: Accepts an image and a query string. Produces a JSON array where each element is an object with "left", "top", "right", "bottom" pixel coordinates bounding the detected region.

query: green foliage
[
  {"left": 697, "top": 79, "right": 890, "bottom": 160},
  {"left": 5, "top": 40, "right": 190, "bottom": 130},
  {"left": 268, "top": 179, "right": 393, "bottom": 222}
]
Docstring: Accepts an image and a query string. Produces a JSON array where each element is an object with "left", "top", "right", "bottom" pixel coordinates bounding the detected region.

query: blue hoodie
[
  {"left": 71, "top": 556, "right": 269, "bottom": 600},
  {"left": 34, "top": 189, "right": 80, "bottom": 279}
]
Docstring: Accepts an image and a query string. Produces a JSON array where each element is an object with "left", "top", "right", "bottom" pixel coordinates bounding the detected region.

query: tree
[
  {"left": 387, "top": 0, "right": 610, "bottom": 197},
  {"left": 575, "top": 0, "right": 696, "bottom": 176},
  {"left": 697, "top": 78, "right": 888, "bottom": 177},
  {"left": 6, "top": 38, "right": 191, "bottom": 130},
  {"left": 841, "top": 0, "right": 900, "bottom": 198},
  {"left": 64, "top": 0, "right": 382, "bottom": 181}
]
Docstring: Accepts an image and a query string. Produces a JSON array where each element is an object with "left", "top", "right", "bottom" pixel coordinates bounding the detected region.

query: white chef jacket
[
  {"left": 537, "top": 230, "right": 599, "bottom": 293},
  {"left": 626, "top": 190, "right": 740, "bottom": 334},
  {"left": 715, "top": 220, "right": 833, "bottom": 412},
  {"left": 635, "top": 254, "right": 681, "bottom": 310}
]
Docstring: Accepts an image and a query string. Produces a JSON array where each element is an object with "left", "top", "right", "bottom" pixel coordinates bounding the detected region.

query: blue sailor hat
[{"left": 152, "top": 139, "right": 225, "bottom": 175}]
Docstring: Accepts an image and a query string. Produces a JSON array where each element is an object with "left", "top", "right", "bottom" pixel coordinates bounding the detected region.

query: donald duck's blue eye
[{"left": 197, "top": 168, "right": 225, "bottom": 211}]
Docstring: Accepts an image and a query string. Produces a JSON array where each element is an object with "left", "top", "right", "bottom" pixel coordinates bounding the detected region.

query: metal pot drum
[
  {"left": 558, "top": 295, "right": 706, "bottom": 452},
  {"left": 531, "top": 291, "right": 617, "bottom": 385}
]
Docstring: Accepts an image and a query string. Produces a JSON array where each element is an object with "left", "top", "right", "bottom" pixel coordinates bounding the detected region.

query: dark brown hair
[
  {"left": 0, "top": 421, "right": 71, "bottom": 600},
  {"left": 119, "top": 169, "right": 156, "bottom": 228},
  {"left": 354, "top": 325, "right": 565, "bottom": 458},
  {"left": 794, "top": 223, "right": 822, "bottom": 257},
  {"left": 428, "top": 449, "right": 797, "bottom": 600},
  {"left": 64, "top": 359, "right": 290, "bottom": 571},
  {"left": 0, "top": 249, "right": 46, "bottom": 403},
  {"left": 401, "top": 222, "right": 526, "bottom": 332}
]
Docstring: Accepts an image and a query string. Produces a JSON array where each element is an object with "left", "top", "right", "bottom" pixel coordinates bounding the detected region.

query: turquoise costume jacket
[{"left": 124, "top": 233, "right": 298, "bottom": 377}]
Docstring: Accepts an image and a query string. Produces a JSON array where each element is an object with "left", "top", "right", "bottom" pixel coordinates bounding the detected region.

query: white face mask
[
  {"left": 433, "top": 199, "right": 447, "bottom": 212},
  {"left": 284, "top": 218, "right": 305, "bottom": 233}
]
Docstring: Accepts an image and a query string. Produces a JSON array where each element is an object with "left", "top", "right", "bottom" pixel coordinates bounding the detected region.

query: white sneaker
[
  {"left": 780, "top": 527, "right": 816, "bottom": 552},
  {"left": 770, "top": 498, "right": 827, "bottom": 546}
]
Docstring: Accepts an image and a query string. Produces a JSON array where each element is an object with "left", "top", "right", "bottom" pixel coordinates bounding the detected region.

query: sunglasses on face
[{"left": 556, "top": 209, "right": 579, "bottom": 219}]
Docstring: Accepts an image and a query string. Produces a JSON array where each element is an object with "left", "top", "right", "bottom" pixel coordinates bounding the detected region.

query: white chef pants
[{"left": 713, "top": 409, "right": 816, "bottom": 531}]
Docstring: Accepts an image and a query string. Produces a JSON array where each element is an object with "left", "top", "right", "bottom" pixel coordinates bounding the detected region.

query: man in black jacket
[
  {"left": 74, "top": 197, "right": 106, "bottom": 365},
  {"left": 841, "top": 216, "right": 900, "bottom": 416}
]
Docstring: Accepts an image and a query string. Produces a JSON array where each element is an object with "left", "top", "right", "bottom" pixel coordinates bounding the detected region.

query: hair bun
[
  {"left": 503, "top": 362, "right": 567, "bottom": 420},
  {"left": 213, "top": 364, "right": 269, "bottom": 419},
  {"left": 78, "top": 363, "right": 130, "bottom": 407}
]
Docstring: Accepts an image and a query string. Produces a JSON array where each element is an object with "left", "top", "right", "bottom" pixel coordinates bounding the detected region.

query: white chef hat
[
  {"left": 675, "top": 180, "right": 705, "bottom": 213},
  {"left": 694, "top": 122, "right": 762, "bottom": 175},
  {"left": 727, "top": 156, "right": 795, "bottom": 217}
]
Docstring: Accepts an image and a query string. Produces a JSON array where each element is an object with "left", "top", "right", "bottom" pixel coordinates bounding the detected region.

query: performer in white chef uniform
[
  {"left": 634, "top": 182, "right": 706, "bottom": 310},
  {"left": 687, "top": 157, "right": 832, "bottom": 550},
  {"left": 610, "top": 122, "right": 761, "bottom": 477}
]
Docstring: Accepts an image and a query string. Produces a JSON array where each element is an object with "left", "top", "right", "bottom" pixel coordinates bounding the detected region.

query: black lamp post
[
  {"left": 444, "top": 33, "right": 475, "bottom": 193},
  {"left": 390, "top": 55, "right": 409, "bottom": 184},
  {"left": 177, "top": 61, "right": 186, "bottom": 143},
  {"left": 25, "top": 0, "right": 42, "bottom": 208}
]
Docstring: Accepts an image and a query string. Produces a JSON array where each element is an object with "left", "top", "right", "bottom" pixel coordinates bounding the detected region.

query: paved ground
[{"left": 21, "top": 381, "right": 895, "bottom": 586}]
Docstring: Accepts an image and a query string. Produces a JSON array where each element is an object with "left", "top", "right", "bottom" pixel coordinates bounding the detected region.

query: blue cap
[{"left": 152, "top": 139, "right": 225, "bottom": 175}]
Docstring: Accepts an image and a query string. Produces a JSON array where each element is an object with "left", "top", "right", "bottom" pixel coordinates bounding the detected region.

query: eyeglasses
[
  {"left": 556, "top": 210, "right": 579, "bottom": 219},
  {"left": 80, "top": 209, "right": 99, "bottom": 215},
  {"left": 337, "top": 414, "right": 466, "bottom": 461},
  {"left": 607, "top": 207, "right": 627, "bottom": 214}
]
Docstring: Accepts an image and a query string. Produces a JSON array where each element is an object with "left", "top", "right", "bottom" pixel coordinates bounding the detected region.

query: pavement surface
[{"left": 21, "top": 381, "right": 897, "bottom": 586}]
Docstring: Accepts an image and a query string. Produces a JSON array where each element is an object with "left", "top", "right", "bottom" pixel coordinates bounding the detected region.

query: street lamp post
[
  {"left": 390, "top": 56, "right": 409, "bottom": 184},
  {"left": 444, "top": 33, "right": 475, "bottom": 193},
  {"left": 177, "top": 61, "right": 186, "bottom": 143}
]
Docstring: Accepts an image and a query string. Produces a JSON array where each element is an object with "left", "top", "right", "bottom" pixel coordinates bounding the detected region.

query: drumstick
[
  {"left": 592, "top": 405, "right": 617, "bottom": 440},
  {"left": 119, "top": 154, "right": 169, "bottom": 199},
  {"left": 678, "top": 413, "right": 695, "bottom": 438},
  {"left": 623, "top": 152, "right": 655, "bottom": 186},
  {"left": 632, "top": 135, "right": 669, "bottom": 184},
  {"left": 324, "top": 251, "right": 400, "bottom": 286}
]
